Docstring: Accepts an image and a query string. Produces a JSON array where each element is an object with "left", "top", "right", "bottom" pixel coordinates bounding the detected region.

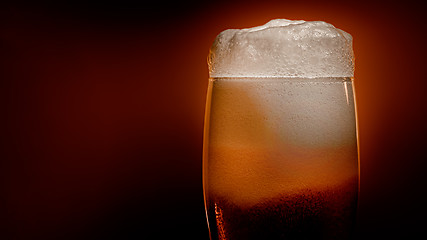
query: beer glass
[{"left": 203, "top": 19, "right": 358, "bottom": 240}]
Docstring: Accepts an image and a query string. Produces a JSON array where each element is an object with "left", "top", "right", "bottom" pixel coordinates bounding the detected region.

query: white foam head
[{"left": 208, "top": 19, "right": 354, "bottom": 78}]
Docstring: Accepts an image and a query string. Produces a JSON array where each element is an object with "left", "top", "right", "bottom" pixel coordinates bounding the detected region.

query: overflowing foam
[{"left": 208, "top": 19, "right": 354, "bottom": 78}]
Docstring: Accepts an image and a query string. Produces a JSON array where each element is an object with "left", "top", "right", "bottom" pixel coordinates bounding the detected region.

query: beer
[
  {"left": 203, "top": 20, "right": 358, "bottom": 239},
  {"left": 207, "top": 177, "right": 357, "bottom": 240}
]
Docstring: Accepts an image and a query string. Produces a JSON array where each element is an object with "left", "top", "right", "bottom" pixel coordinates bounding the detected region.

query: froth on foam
[{"left": 208, "top": 19, "right": 354, "bottom": 78}]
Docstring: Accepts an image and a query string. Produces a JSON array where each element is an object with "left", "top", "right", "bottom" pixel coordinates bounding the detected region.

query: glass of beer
[{"left": 203, "top": 19, "right": 358, "bottom": 240}]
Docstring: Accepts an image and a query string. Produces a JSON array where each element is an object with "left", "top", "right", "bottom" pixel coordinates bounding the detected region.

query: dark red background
[{"left": 1, "top": 0, "right": 426, "bottom": 239}]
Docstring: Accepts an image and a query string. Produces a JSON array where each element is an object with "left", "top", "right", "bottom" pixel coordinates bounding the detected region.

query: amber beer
[{"left": 203, "top": 20, "right": 358, "bottom": 239}]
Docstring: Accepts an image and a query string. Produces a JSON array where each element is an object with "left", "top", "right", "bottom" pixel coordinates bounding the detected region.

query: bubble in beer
[{"left": 208, "top": 19, "right": 354, "bottom": 78}]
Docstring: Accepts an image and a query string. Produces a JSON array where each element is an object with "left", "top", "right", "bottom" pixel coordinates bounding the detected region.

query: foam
[{"left": 208, "top": 19, "right": 354, "bottom": 78}]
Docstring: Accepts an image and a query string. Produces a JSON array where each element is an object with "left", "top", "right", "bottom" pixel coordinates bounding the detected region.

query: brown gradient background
[{"left": 1, "top": 0, "right": 426, "bottom": 239}]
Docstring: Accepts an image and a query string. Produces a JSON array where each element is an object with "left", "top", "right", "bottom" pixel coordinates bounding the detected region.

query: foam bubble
[{"left": 208, "top": 19, "right": 354, "bottom": 78}]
